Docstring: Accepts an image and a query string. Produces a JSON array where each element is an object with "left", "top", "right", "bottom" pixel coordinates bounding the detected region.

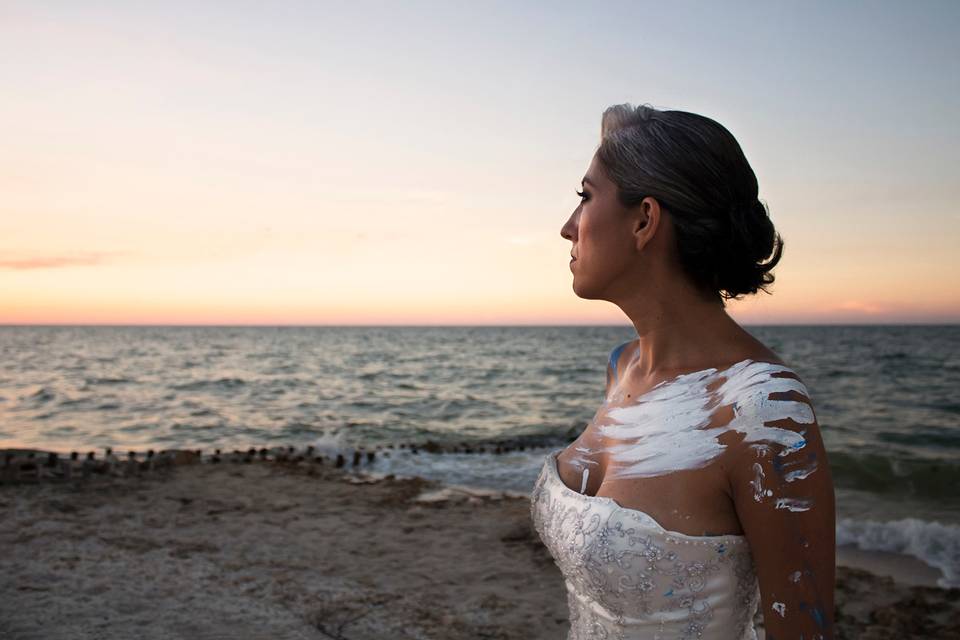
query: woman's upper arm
[{"left": 727, "top": 382, "right": 837, "bottom": 639}]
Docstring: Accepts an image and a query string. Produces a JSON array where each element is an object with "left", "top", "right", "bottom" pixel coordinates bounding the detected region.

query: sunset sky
[{"left": 2, "top": 1, "right": 958, "bottom": 325}]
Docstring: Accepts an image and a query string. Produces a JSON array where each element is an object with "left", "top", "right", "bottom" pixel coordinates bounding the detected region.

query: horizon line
[{"left": 1, "top": 322, "right": 958, "bottom": 328}]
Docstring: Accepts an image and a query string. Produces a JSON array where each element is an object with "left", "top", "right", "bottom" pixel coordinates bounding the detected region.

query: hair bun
[
  {"left": 727, "top": 200, "right": 763, "bottom": 255},
  {"left": 716, "top": 198, "right": 783, "bottom": 298}
]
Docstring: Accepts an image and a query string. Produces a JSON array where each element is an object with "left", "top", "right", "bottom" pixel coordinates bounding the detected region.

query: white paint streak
[
  {"left": 579, "top": 468, "right": 590, "bottom": 494},
  {"left": 596, "top": 360, "right": 814, "bottom": 480},
  {"left": 772, "top": 602, "right": 786, "bottom": 617},
  {"left": 789, "top": 570, "right": 802, "bottom": 583},
  {"left": 753, "top": 444, "right": 772, "bottom": 458},
  {"left": 567, "top": 453, "right": 600, "bottom": 472},
  {"left": 783, "top": 459, "right": 819, "bottom": 482},
  {"left": 750, "top": 463, "right": 774, "bottom": 502},
  {"left": 774, "top": 497, "right": 813, "bottom": 512}
]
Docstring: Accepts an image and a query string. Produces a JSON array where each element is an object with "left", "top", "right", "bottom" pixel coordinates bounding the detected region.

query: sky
[{"left": 1, "top": 1, "right": 958, "bottom": 325}]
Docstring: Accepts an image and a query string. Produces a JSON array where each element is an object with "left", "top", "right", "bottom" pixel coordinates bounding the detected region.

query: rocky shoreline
[
  {"left": 0, "top": 433, "right": 571, "bottom": 483},
  {"left": 2, "top": 448, "right": 958, "bottom": 639}
]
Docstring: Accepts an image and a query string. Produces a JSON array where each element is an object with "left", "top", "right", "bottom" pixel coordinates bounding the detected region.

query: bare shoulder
[
  {"left": 604, "top": 338, "right": 639, "bottom": 397},
  {"left": 720, "top": 357, "right": 836, "bottom": 637},
  {"left": 717, "top": 355, "right": 821, "bottom": 456},
  {"left": 606, "top": 338, "right": 639, "bottom": 378}
]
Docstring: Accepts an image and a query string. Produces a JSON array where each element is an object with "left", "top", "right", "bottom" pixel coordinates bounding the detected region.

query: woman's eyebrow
[{"left": 581, "top": 177, "right": 596, "bottom": 187}]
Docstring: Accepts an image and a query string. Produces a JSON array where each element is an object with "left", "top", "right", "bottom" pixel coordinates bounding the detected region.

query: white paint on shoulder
[
  {"left": 784, "top": 462, "right": 819, "bottom": 482},
  {"left": 774, "top": 497, "right": 813, "bottom": 512},
  {"left": 750, "top": 463, "right": 774, "bottom": 502},
  {"left": 596, "top": 359, "right": 815, "bottom": 480}
]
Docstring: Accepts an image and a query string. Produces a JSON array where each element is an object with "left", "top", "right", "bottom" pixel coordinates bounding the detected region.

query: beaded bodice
[{"left": 530, "top": 449, "right": 761, "bottom": 640}]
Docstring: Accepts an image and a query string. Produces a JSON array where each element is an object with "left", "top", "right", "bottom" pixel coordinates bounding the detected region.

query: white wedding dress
[{"left": 530, "top": 448, "right": 761, "bottom": 640}]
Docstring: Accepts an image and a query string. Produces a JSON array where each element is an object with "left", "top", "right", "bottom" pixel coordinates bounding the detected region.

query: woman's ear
[{"left": 633, "top": 197, "right": 661, "bottom": 251}]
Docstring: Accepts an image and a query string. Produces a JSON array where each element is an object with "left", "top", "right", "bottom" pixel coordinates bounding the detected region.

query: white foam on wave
[
  {"left": 837, "top": 517, "right": 960, "bottom": 588},
  {"left": 362, "top": 447, "right": 553, "bottom": 494},
  {"left": 311, "top": 430, "right": 352, "bottom": 458}
]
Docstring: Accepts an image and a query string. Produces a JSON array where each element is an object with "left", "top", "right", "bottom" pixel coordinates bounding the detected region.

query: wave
[
  {"left": 935, "top": 402, "right": 960, "bottom": 415},
  {"left": 171, "top": 378, "right": 247, "bottom": 391},
  {"left": 877, "top": 428, "right": 960, "bottom": 448},
  {"left": 829, "top": 451, "right": 960, "bottom": 499},
  {"left": 22, "top": 386, "right": 55, "bottom": 404},
  {"left": 84, "top": 377, "right": 135, "bottom": 386},
  {"left": 837, "top": 517, "right": 960, "bottom": 588}
]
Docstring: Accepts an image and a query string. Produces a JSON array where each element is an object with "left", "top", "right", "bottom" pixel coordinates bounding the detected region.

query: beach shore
[{"left": 2, "top": 451, "right": 958, "bottom": 639}]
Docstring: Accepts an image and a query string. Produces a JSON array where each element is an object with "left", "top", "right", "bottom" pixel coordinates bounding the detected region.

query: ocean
[{"left": 1, "top": 325, "right": 958, "bottom": 586}]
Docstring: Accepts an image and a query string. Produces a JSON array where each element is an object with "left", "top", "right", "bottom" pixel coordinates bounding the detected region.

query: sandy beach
[{"left": 2, "top": 450, "right": 958, "bottom": 640}]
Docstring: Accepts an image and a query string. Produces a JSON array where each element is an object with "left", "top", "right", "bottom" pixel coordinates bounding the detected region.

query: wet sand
[{"left": 2, "top": 451, "right": 958, "bottom": 639}]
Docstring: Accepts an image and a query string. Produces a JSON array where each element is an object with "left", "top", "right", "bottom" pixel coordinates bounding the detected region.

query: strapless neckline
[
  {"left": 532, "top": 449, "right": 761, "bottom": 639},
  {"left": 546, "top": 449, "right": 747, "bottom": 542}
]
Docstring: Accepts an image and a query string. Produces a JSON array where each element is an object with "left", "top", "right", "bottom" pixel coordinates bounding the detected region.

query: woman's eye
[{"left": 576, "top": 189, "right": 589, "bottom": 201}]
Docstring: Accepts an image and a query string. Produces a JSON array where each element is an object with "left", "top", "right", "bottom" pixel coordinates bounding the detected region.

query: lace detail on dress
[{"left": 530, "top": 449, "right": 760, "bottom": 640}]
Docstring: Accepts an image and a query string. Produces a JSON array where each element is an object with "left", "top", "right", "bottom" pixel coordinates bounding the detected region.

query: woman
[{"left": 530, "top": 103, "right": 835, "bottom": 640}]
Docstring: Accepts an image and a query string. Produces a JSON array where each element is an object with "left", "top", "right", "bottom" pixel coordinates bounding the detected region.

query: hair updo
[{"left": 597, "top": 103, "right": 784, "bottom": 304}]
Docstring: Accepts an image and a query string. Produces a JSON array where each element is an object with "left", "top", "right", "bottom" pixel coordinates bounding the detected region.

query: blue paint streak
[
  {"left": 771, "top": 455, "right": 785, "bottom": 475},
  {"left": 608, "top": 341, "right": 631, "bottom": 383},
  {"left": 811, "top": 606, "right": 825, "bottom": 628},
  {"left": 798, "top": 602, "right": 825, "bottom": 628}
]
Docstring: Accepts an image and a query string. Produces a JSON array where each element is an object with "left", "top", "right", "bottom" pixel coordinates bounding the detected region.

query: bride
[{"left": 530, "top": 103, "right": 835, "bottom": 639}]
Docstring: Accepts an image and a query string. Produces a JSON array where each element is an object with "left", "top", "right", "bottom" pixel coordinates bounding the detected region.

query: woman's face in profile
[{"left": 560, "top": 153, "right": 640, "bottom": 301}]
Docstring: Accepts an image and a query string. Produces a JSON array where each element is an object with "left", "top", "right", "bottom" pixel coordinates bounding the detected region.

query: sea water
[{"left": 1, "top": 325, "right": 958, "bottom": 585}]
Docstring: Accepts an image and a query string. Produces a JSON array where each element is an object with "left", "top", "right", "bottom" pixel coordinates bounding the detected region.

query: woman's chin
[
  {"left": 572, "top": 279, "right": 600, "bottom": 300},
  {"left": 573, "top": 274, "right": 618, "bottom": 301}
]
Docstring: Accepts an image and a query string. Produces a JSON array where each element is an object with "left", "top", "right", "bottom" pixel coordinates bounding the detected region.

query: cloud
[{"left": 0, "top": 251, "right": 123, "bottom": 270}]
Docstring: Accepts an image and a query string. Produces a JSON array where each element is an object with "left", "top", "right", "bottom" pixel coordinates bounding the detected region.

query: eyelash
[{"left": 576, "top": 189, "right": 589, "bottom": 201}]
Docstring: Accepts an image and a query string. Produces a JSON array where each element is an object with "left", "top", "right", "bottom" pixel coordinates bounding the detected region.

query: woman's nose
[{"left": 560, "top": 212, "right": 577, "bottom": 241}]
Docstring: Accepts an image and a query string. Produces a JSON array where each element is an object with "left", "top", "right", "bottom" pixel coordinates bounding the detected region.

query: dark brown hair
[{"left": 598, "top": 103, "right": 784, "bottom": 304}]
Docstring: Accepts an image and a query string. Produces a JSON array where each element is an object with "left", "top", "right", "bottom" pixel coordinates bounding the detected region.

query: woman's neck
[{"left": 615, "top": 287, "right": 749, "bottom": 380}]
